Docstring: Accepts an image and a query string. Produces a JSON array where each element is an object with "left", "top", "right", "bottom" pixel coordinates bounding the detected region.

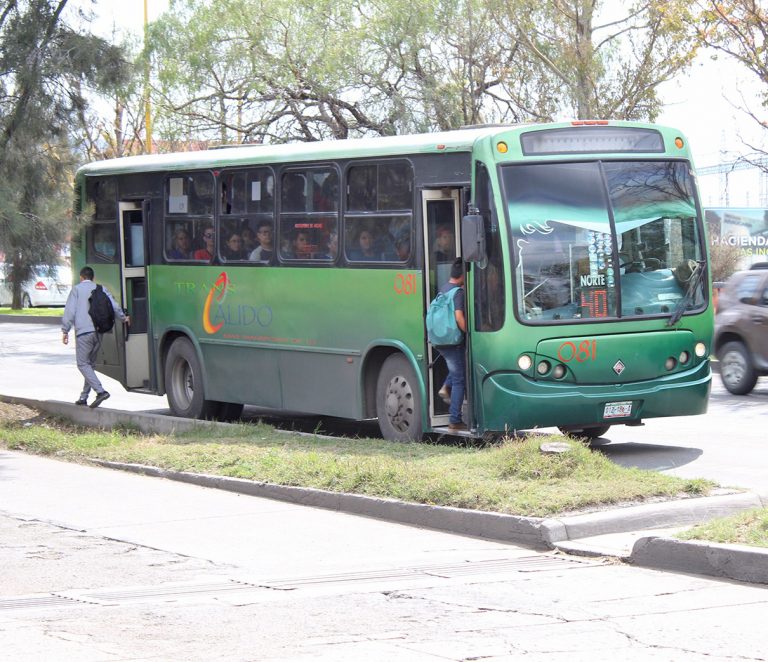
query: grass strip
[
  {"left": 0, "top": 307, "right": 63, "bottom": 317},
  {"left": 0, "top": 403, "right": 712, "bottom": 518},
  {"left": 678, "top": 508, "right": 768, "bottom": 548}
]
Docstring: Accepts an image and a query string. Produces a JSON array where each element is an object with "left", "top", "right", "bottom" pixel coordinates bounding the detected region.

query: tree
[
  {"left": 0, "top": 0, "right": 129, "bottom": 308},
  {"left": 501, "top": 0, "right": 703, "bottom": 120},
  {"left": 695, "top": 1, "right": 768, "bottom": 159}
]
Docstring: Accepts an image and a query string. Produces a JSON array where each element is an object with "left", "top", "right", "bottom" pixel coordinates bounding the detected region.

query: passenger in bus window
[
  {"left": 241, "top": 226, "right": 258, "bottom": 255},
  {"left": 435, "top": 225, "right": 455, "bottom": 262},
  {"left": 394, "top": 230, "right": 411, "bottom": 261},
  {"left": 282, "top": 173, "right": 306, "bottom": 212},
  {"left": 351, "top": 228, "right": 379, "bottom": 261},
  {"left": 193, "top": 224, "right": 215, "bottom": 261},
  {"left": 284, "top": 229, "right": 312, "bottom": 259},
  {"left": 222, "top": 230, "right": 247, "bottom": 261},
  {"left": 320, "top": 230, "right": 338, "bottom": 260},
  {"left": 168, "top": 228, "right": 193, "bottom": 259},
  {"left": 249, "top": 221, "right": 274, "bottom": 262}
]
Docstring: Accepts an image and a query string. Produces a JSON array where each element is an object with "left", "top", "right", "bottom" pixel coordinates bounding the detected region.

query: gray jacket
[{"left": 61, "top": 280, "right": 125, "bottom": 336}]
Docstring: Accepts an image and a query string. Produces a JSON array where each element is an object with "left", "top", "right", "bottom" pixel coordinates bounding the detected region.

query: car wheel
[
  {"left": 559, "top": 425, "right": 611, "bottom": 440},
  {"left": 719, "top": 341, "right": 758, "bottom": 395},
  {"left": 21, "top": 293, "right": 32, "bottom": 308},
  {"left": 164, "top": 337, "right": 221, "bottom": 419},
  {"left": 376, "top": 354, "right": 424, "bottom": 442}
]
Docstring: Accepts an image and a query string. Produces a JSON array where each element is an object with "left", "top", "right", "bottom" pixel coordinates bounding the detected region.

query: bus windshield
[{"left": 503, "top": 161, "right": 705, "bottom": 323}]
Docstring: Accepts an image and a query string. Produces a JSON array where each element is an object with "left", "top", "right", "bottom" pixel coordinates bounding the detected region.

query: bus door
[
  {"left": 422, "top": 188, "right": 462, "bottom": 427},
  {"left": 117, "top": 200, "right": 151, "bottom": 390}
]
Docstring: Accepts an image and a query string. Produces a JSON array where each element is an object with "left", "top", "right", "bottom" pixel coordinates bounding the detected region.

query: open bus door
[
  {"left": 115, "top": 200, "right": 151, "bottom": 390},
  {"left": 421, "top": 188, "right": 465, "bottom": 429}
]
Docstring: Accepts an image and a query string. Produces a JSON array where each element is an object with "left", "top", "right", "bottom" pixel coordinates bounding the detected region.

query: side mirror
[{"left": 461, "top": 213, "right": 486, "bottom": 263}]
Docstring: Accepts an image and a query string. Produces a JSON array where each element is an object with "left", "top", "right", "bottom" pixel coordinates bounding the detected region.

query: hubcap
[
  {"left": 722, "top": 350, "right": 746, "bottom": 386},
  {"left": 384, "top": 374, "right": 414, "bottom": 432}
]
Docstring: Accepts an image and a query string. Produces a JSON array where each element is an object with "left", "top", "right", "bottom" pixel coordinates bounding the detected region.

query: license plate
[{"left": 603, "top": 401, "right": 633, "bottom": 419}]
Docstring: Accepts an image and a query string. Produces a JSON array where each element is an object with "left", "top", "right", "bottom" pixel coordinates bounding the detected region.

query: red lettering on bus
[
  {"left": 394, "top": 273, "right": 416, "bottom": 295},
  {"left": 558, "top": 339, "right": 597, "bottom": 362}
]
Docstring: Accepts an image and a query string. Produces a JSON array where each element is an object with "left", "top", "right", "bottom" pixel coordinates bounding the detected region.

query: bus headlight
[
  {"left": 678, "top": 351, "right": 690, "bottom": 364},
  {"left": 518, "top": 355, "right": 533, "bottom": 371},
  {"left": 537, "top": 360, "right": 550, "bottom": 375},
  {"left": 665, "top": 357, "right": 677, "bottom": 371},
  {"left": 552, "top": 364, "right": 566, "bottom": 379},
  {"left": 694, "top": 342, "right": 707, "bottom": 358}
]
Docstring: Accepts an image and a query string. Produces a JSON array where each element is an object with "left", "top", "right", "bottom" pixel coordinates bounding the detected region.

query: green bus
[{"left": 73, "top": 121, "right": 712, "bottom": 440}]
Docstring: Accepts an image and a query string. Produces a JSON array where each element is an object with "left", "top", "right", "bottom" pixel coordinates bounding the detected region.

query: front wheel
[
  {"left": 719, "top": 341, "right": 757, "bottom": 395},
  {"left": 376, "top": 354, "right": 424, "bottom": 442},
  {"left": 559, "top": 425, "right": 611, "bottom": 440},
  {"left": 165, "top": 337, "right": 221, "bottom": 419}
]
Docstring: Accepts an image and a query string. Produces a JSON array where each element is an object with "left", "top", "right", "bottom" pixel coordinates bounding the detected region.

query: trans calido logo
[{"left": 202, "top": 272, "right": 229, "bottom": 334}]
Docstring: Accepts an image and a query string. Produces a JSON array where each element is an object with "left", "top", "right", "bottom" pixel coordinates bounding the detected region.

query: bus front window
[{"left": 504, "top": 160, "right": 705, "bottom": 323}]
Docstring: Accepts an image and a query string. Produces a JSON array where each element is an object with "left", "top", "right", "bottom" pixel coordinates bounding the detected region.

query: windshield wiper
[{"left": 667, "top": 259, "right": 707, "bottom": 326}]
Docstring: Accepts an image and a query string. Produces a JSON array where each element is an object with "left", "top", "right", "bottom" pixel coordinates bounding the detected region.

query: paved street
[{"left": 1, "top": 321, "right": 768, "bottom": 660}]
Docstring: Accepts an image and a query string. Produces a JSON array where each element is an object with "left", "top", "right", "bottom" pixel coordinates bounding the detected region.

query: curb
[
  {"left": 2, "top": 393, "right": 767, "bottom": 582},
  {"left": 0, "top": 314, "right": 61, "bottom": 325},
  {"left": 631, "top": 536, "right": 768, "bottom": 584}
]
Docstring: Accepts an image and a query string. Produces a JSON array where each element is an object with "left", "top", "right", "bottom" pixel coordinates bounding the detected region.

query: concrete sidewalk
[{"left": 2, "top": 393, "right": 767, "bottom": 585}]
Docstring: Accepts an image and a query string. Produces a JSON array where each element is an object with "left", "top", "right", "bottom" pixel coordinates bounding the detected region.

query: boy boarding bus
[{"left": 73, "top": 121, "right": 712, "bottom": 441}]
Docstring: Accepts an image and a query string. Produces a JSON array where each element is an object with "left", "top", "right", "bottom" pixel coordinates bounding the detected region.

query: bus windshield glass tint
[{"left": 503, "top": 161, "right": 704, "bottom": 323}]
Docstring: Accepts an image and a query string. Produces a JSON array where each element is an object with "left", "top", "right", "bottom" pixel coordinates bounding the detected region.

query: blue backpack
[{"left": 426, "top": 287, "right": 463, "bottom": 347}]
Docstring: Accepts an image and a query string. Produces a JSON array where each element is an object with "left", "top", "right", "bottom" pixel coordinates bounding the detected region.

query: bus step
[{"left": 434, "top": 426, "right": 475, "bottom": 437}]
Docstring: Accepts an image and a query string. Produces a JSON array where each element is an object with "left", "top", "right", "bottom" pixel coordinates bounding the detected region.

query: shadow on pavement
[{"left": 595, "top": 441, "right": 703, "bottom": 472}]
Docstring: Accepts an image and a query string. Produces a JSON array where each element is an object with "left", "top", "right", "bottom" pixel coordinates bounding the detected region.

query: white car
[{"left": 0, "top": 264, "right": 72, "bottom": 308}]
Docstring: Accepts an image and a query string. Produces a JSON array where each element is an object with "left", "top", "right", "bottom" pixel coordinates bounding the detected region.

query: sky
[{"left": 84, "top": 0, "right": 768, "bottom": 171}]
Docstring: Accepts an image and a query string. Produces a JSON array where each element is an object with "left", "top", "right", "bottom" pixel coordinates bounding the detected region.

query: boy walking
[{"left": 61, "top": 266, "right": 129, "bottom": 407}]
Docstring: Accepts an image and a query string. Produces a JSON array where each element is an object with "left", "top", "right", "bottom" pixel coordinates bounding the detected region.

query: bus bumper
[{"left": 479, "top": 361, "right": 711, "bottom": 432}]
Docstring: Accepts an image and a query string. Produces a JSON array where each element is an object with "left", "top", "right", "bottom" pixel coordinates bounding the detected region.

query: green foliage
[
  {"left": 0, "top": 0, "right": 129, "bottom": 307},
  {"left": 679, "top": 508, "right": 768, "bottom": 548}
]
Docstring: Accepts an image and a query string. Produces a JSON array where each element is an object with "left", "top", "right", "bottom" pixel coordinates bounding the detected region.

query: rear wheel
[
  {"left": 719, "top": 341, "right": 757, "bottom": 395},
  {"left": 165, "top": 337, "right": 221, "bottom": 419},
  {"left": 559, "top": 425, "right": 611, "bottom": 440},
  {"left": 376, "top": 354, "right": 424, "bottom": 442}
]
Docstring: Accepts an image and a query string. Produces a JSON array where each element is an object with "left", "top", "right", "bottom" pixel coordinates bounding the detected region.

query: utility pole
[{"left": 144, "top": 0, "right": 153, "bottom": 154}]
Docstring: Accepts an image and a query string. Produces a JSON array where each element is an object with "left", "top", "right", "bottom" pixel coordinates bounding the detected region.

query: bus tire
[
  {"left": 376, "top": 354, "right": 424, "bottom": 442},
  {"left": 165, "top": 337, "right": 221, "bottom": 419},
  {"left": 559, "top": 425, "right": 611, "bottom": 440},
  {"left": 719, "top": 341, "right": 757, "bottom": 395}
]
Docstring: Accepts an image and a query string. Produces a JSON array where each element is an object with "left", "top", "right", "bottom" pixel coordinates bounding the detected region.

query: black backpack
[{"left": 89, "top": 285, "right": 115, "bottom": 333}]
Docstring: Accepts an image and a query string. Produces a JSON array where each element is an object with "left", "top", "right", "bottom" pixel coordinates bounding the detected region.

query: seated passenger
[
  {"left": 193, "top": 225, "right": 215, "bottom": 261},
  {"left": 222, "top": 230, "right": 247, "bottom": 260},
  {"left": 284, "top": 230, "right": 312, "bottom": 259},
  {"left": 249, "top": 221, "right": 274, "bottom": 262},
  {"left": 167, "top": 229, "right": 193, "bottom": 259},
  {"left": 241, "top": 226, "right": 258, "bottom": 254},
  {"left": 350, "top": 229, "right": 379, "bottom": 261}
]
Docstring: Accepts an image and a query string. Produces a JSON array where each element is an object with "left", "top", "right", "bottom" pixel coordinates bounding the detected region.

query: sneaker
[
  {"left": 75, "top": 398, "right": 88, "bottom": 406},
  {"left": 90, "top": 391, "right": 110, "bottom": 408},
  {"left": 438, "top": 386, "right": 451, "bottom": 404},
  {"left": 448, "top": 422, "right": 467, "bottom": 431}
]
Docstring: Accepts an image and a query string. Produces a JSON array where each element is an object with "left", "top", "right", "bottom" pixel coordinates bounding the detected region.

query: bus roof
[
  {"left": 76, "top": 121, "right": 686, "bottom": 177},
  {"left": 77, "top": 125, "right": 512, "bottom": 177}
]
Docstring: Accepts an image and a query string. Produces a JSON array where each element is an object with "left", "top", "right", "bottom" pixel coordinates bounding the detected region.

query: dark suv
[{"left": 714, "top": 265, "right": 768, "bottom": 394}]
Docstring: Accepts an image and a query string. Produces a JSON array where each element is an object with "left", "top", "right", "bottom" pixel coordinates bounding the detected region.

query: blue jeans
[{"left": 439, "top": 344, "right": 465, "bottom": 424}]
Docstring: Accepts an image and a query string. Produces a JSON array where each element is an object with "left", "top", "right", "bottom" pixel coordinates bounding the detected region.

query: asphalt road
[{"left": 0, "top": 321, "right": 766, "bottom": 494}]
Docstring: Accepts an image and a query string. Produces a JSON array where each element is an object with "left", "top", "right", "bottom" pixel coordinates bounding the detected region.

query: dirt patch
[{"left": 0, "top": 401, "right": 47, "bottom": 427}]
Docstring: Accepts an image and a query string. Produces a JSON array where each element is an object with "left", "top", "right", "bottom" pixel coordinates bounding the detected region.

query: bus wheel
[
  {"left": 559, "top": 425, "right": 611, "bottom": 440},
  {"left": 719, "top": 341, "right": 757, "bottom": 395},
  {"left": 376, "top": 354, "right": 423, "bottom": 442},
  {"left": 165, "top": 337, "right": 220, "bottom": 419}
]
